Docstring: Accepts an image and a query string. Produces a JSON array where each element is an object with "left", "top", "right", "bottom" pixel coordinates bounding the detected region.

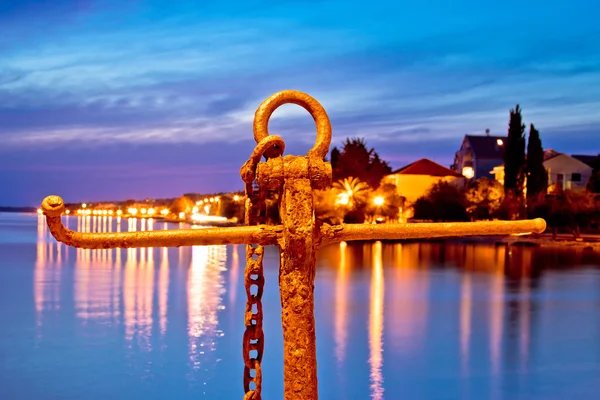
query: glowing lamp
[{"left": 462, "top": 166, "right": 475, "bottom": 179}]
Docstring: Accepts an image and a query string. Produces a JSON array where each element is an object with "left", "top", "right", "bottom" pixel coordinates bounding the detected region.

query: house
[
  {"left": 382, "top": 158, "right": 466, "bottom": 206},
  {"left": 452, "top": 132, "right": 507, "bottom": 180},
  {"left": 490, "top": 151, "right": 593, "bottom": 193},
  {"left": 545, "top": 153, "right": 594, "bottom": 192}
]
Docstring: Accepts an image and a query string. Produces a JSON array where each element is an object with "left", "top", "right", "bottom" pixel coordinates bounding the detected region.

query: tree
[
  {"left": 330, "top": 147, "right": 340, "bottom": 169},
  {"left": 330, "top": 138, "right": 392, "bottom": 189},
  {"left": 504, "top": 105, "right": 526, "bottom": 196},
  {"left": 221, "top": 195, "right": 244, "bottom": 221},
  {"left": 465, "top": 178, "right": 505, "bottom": 220},
  {"left": 588, "top": 170, "right": 600, "bottom": 193},
  {"left": 412, "top": 181, "right": 469, "bottom": 222},
  {"left": 365, "top": 183, "right": 405, "bottom": 223},
  {"left": 526, "top": 123, "right": 547, "bottom": 201},
  {"left": 538, "top": 190, "right": 596, "bottom": 239},
  {"left": 314, "top": 189, "right": 345, "bottom": 225},
  {"left": 332, "top": 177, "right": 372, "bottom": 223},
  {"left": 170, "top": 196, "right": 194, "bottom": 214}
]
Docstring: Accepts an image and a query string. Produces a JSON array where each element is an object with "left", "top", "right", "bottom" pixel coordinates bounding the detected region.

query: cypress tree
[
  {"left": 526, "top": 123, "right": 547, "bottom": 199},
  {"left": 503, "top": 105, "right": 526, "bottom": 196}
]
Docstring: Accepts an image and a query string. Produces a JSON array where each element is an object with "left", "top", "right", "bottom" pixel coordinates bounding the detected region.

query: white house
[
  {"left": 544, "top": 153, "right": 593, "bottom": 192},
  {"left": 490, "top": 152, "right": 593, "bottom": 193}
]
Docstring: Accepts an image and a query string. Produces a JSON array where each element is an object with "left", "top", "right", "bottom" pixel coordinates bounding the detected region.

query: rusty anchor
[{"left": 42, "top": 90, "right": 546, "bottom": 400}]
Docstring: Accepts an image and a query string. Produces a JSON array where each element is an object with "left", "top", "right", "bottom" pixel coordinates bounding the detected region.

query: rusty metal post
[
  {"left": 253, "top": 91, "right": 333, "bottom": 399},
  {"left": 278, "top": 160, "right": 320, "bottom": 398},
  {"left": 40, "top": 90, "right": 548, "bottom": 400}
]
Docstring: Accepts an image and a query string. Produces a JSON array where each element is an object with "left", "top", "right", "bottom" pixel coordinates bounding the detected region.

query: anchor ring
[{"left": 253, "top": 90, "right": 332, "bottom": 160}]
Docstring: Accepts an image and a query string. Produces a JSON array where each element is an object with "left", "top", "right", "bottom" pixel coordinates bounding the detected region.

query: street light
[
  {"left": 462, "top": 166, "right": 475, "bottom": 179},
  {"left": 373, "top": 196, "right": 384, "bottom": 206},
  {"left": 336, "top": 193, "right": 349, "bottom": 206}
]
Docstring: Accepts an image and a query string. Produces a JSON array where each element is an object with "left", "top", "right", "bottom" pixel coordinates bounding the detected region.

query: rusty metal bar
[
  {"left": 320, "top": 218, "right": 547, "bottom": 246},
  {"left": 41, "top": 195, "right": 280, "bottom": 249},
  {"left": 42, "top": 195, "right": 545, "bottom": 250}
]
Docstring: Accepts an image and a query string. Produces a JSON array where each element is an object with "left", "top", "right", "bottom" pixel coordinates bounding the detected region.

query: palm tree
[{"left": 333, "top": 177, "right": 371, "bottom": 210}]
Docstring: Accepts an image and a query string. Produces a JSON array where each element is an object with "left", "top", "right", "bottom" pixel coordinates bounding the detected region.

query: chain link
[
  {"left": 241, "top": 136, "right": 284, "bottom": 400},
  {"left": 242, "top": 194, "right": 266, "bottom": 399}
]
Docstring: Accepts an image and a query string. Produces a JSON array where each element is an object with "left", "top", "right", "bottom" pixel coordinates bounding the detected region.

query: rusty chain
[{"left": 240, "top": 135, "right": 285, "bottom": 400}]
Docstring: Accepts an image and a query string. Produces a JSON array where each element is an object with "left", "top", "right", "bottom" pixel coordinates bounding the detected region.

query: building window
[
  {"left": 572, "top": 173, "right": 581, "bottom": 182},
  {"left": 557, "top": 173, "right": 564, "bottom": 182},
  {"left": 462, "top": 166, "right": 474, "bottom": 179}
]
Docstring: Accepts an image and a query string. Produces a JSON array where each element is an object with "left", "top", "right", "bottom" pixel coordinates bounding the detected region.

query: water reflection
[
  {"left": 34, "top": 215, "right": 62, "bottom": 316},
  {"left": 187, "top": 245, "right": 227, "bottom": 371},
  {"left": 388, "top": 243, "right": 430, "bottom": 354},
  {"left": 334, "top": 242, "right": 349, "bottom": 367},
  {"left": 460, "top": 273, "right": 471, "bottom": 374},
  {"left": 159, "top": 246, "right": 169, "bottom": 336},
  {"left": 26, "top": 213, "right": 600, "bottom": 399},
  {"left": 369, "top": 241, "right": 384, "bottom": 400},
  {"left": 489, "top": 257, "right": 504, "bottom": 377},
  {"left": 34, "top": 215, "right": 229, "bottom": 360}
]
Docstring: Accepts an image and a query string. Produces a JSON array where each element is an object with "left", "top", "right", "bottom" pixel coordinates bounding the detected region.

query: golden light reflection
[
  {"left": 159, "top": 247, "right": 169, "bottom": 336},
  {"left": 508, "top": 248, "right": 533, "bottom": 372},
  {"left": 490, "top": 255, "right": 505, "bottom": 376},
  {"left": 334, "top": 241, "right": 349, "bottom": 367},
  {"left": 74, "top": 245, "right": 118, "bottom": 321},
  {"left": 187, "top": 245, "right": 227, "bottom": 371},
  {"left": 229, "top": 244, "right": 240, "bottom": 305},
  {"left": 123, "top": 216, "right": 155, "bottom": 352},
  {"left": 388, "top": 243, "right": 429, "bottom": 354},
  {"left": 34, "top": 214, "right": 63, "bottom": 327},
  {"left": 369, "top": 241, "right": 385, "bottom": 400},
  {"left": 74, "top": 214, "right": 121, "bottom": 322}
]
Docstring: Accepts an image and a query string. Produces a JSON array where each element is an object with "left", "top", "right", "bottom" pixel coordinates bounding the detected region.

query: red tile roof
[
  {"left": 543, "top": 149, "right": 561, "bottom": 161},
  {"left": 392, "top": 159, "right": 464, "bottom": 177}
]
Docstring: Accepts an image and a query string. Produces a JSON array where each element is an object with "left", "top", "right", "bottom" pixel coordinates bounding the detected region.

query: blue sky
[{"left": 1, "top": 0, "right": 599, "bottom": 205}]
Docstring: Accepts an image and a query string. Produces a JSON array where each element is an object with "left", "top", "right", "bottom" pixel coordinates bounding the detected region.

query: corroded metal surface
[
  {"left": 41, "top": 196, "right": 280, "bottom": 249},
  {"left": 41, "top": 89, "right": 548, "bottom": 400},
  {"left": 319, "top": 218, "right": 547, "bottom": 246},
  {"left": 253, "top": 90, "right": 331, "bottom": 160}
]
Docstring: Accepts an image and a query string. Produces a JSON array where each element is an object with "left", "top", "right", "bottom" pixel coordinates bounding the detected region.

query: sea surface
[{"left": 1, "top": 213, "right": 600, "bottom": 399}]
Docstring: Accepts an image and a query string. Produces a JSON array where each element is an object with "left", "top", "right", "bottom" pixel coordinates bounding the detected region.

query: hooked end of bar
[
  {"left": 42, "top": 195, "right": 65, "bottom": 217},
  {"left": 532, "top": 218, "right": 547, "bottom": 234}
]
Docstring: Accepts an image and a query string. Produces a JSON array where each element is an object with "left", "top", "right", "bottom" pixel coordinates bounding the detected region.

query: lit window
[{"left": 462, "top": 166, "right": 474, "bottom": 179}]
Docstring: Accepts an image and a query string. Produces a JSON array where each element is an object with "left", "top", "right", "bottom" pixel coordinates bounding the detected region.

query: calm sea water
[{"left": 1, "top": 213, "right": 600, "bottom": 399}]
